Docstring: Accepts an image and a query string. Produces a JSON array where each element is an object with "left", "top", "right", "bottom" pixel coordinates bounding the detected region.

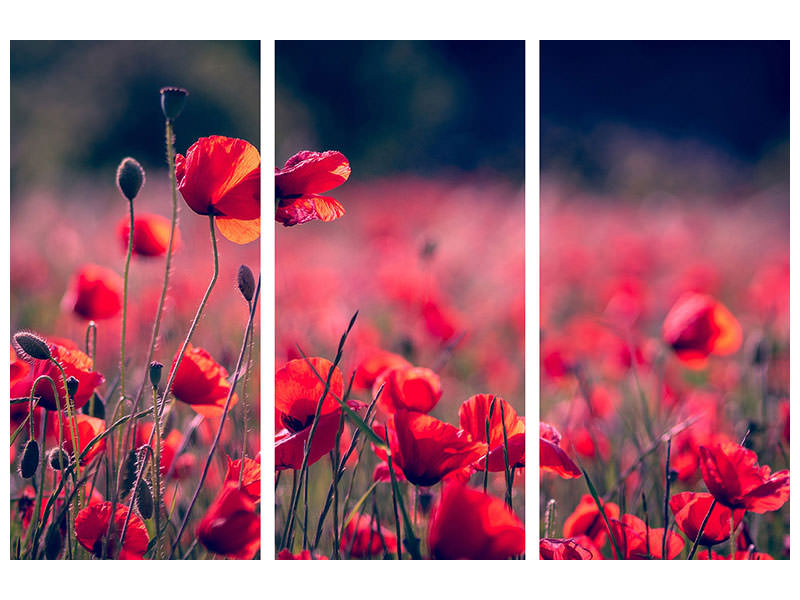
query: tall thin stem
[{"left": 120, "top": 197, "right": 134, "bottom": 419}]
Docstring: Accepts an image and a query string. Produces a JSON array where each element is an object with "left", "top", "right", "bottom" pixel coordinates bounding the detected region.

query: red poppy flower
[
  {"left": 197, "top": 482, "right": 260, "bottom": 559},
  {"left": 378, "top": 409, "right": 487, "bottom": 487},
  {"left": 118, "top": 213, "right": 179, "bottom": 257},
  {"left": 275, "top": 150, "right": 350, "bottom": 226},
  {"left": 608, "top": 514, "right": 684, "bottom": 559},
  {"left": 540, "top": 537, "right": 602, "bottom": 560},
  {"left": 698, "top": 442, "right": 790, "bottom": 513},
  {"left": 459, "top": 394, "right": 525, "bottom": 471},
  {"left": 275, "top": 357, "right": 345, "bottom": 470},
  {"left": 62, "top": 264, "right": 123, "bottom": 320},
  {"left": 563, "top": 494, "right": 620, "bottom": 548},
  {"left": 374, "top": 365, "right": 442, "bottom": 415},
  {"left": 340, "top": 514, "right": 398, "bottom": 558},
  {"left": 353, "top": 349, "right": 411, "bottom": 390},
  {"left": 169, "top": 344, "right": 238, "bottom": 418},
  {"left": 22, "top": 342, "right": 104, "bottom": 412},
  {"left": 224, "top": 454, "right": 261, "bottom": 502},
  {"left": 74, "top": 502, "right": 149, "bottom": 559},
  {"left": 670, "top": 491, "right": 744, "bottom": 547},
  {"left": 428, "top": 484, "right": 524, "bottom": 559},
  {"left": 662, "top": 292, "right": 742, "bottom": 366},
  {"left": 539, "top": 422, "right": 581, "bottom": 479},
  {"left": 176, "top": 135, "right": 260, "bottom": 244},
  {"left": 48, "top": 413, "right": 106, "bottom": 465},
  {"left": 277, "top": 549, "right": 329, "bottom": 560},
  {"left": 135, "top": 424, "right": 194, "bottom": 480}
]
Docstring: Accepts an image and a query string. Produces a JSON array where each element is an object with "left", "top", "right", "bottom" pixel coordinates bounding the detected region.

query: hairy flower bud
[
  {"left": 237, "top": 264, "right": 255, "bottom": 302},
  {"left": 19, "top": 439, "right": 39, "bottom": 479},
  {"left": 44, "top": 521, "right": 63, "bottom": 560},
  {"left": 13, "top": 331, "right": 51, "bottom": 361},
  {"left": 160, "top": 86, "right": 189, "bottom": 121},
  {"left": 116, "top": 157, "right": 145, "bottom": 201},
  {"left": 149, "top": 361, "right": 163, "bottom": 388},
  {"left": 136, "top": 478, "right": 154, "bottom": 519},
  {"left": 48, "top": 447, "right": 72, "bottom": 470},
  {"left": 65, "top": 376, "right": 79, "bottom": 399}
]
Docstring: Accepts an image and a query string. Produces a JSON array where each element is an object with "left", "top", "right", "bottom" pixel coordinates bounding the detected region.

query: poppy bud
[
  {"left": 19, "top": 439, "right": 40, "bottom": 479},
  {"left": 82, "top": 392, "right": 105, "bottom": 419},
  {"left": 160, "top": 86, "right": 188, "bottom": 121},
  {"left": 121, "top": 449, "right": 138, "bottom": 498},
  {"left": 136, "top": 478, "right": 153, "bottom": 519},
  {"left": 66, "top": 376, "right": 79, "bottom": 400},
  {"left": 149, "top": 361, "right": 163, "bottom": 388},
  {"left": 237, "top": 265, "right": 255, "bottom": 302},
  {"left": 44, "top": 521, "right": 63, "bottom": 560},
  {"left": 13, "top": 331, "right": 51, "bottom": 361},
  {"left": 116, "top": 157, "right": 145, "bottom": 202},
  {"left": 48, "top": 447, "right": 72, "bottom": 470}
]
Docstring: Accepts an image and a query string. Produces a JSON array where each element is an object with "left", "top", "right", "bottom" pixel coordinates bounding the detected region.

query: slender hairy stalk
[
  {"left": 483, "top": 395, "right": 496, "bottom": 493},
  {"left": 386, "top": 427, "right": 403, "bottom": 561},
  {"left": 167, "top": 276, "right": 260, "bottom": 559},
  {"left": 662, "top": 438, "right": 671, "bottom": 560},
  {"left": 119, "top": 196, "right": 134, "bottom": 424},
  {"left": 150, "top": 384, "right": 163, "bottom": 555},
  {"left": 500, "top": 400, "right": 512, "bottom": 509},
  {"left": 118, "top": 445, "right": 153, "bottom": 555},
  {"left": 239, "top": 303, "right": 255, "bottom": 484}
]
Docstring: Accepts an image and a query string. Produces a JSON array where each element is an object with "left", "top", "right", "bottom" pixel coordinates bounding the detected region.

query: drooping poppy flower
[
  {"left": 176, "top": 135, "right": 260, "bottom": 244},
  {"left": 62, "top": 264, "right": 123, "bottom": 320},
  {"left": 540, "top": 537, "right": 601, "bottom": 560},
  {"left": 169, "top": 344, "right": 238, "bottom": 418},
  {"left": 374, "top": 365, "right": 442, "bottom": 415},
  {"left": 74, "top": 502, "right": 149, "bottom": 559},
  {"left": 277, "top": 549, "right": 329, "bottom": 560},
  {"left": 353, "top": 349, "right": 411, "bottom": 391},
  {"left": 20, "top": 342, "right": 104, "bottom": 412},
  {"left": 274, "top": 357, "right": 347, "bottom": 470},
  {"left": 563, "top": 494, "right": 620, "bottom": 548},
  {"left": 428, "top": 484, "right": 524, "bottom": 559},
  {"left": 275, "top": 150, "right": 350, "bottom": 226},
  {"left": 48, "top": 413, "right": 106, "bottom": 466},
  {"left": 539, "top": 422, "right": 581, "bottom": 478},
  {"left": 117, "top": 213, "right": 179, "bottom": 257},
  {"left": 459, "top": 394, "right": 525, "bottom": 471},
  {"left": 224, "top": 454, "right": 261, "bottom": 502},
  {"left": 340, "top": 514, "right": 398, "bottom": 558},
  {"left": 669, "top": 491, "right": 744, "bottom": 547},
  {"left": 698, "top": 442, "right": 790, "bottom": 513},
  {"left": 197, "top": 482, "right": 260, "bottom": 559},
  {"left": 662, "top": 292, "right": 742, "bottom": 366}
]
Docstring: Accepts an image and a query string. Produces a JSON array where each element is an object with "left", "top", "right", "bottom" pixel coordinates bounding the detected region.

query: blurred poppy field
[
  {"left": 539, "top": 41, "right": 789, "bottom": 560},
  {"left": 275, "top": 41, "right": 526, "bottom": 559},
  {"left": 10, "top": 41, "right": 261, "bottom": 560}
]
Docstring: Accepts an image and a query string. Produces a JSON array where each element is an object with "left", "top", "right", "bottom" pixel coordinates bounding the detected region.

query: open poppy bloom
[
  {"left": 698, "top": 442, "right": 790, "bottom": 513},
  {"left": 275, "top": 357, "right": 344, "bottom": 470},
  {"left": 135, "top": 424, "right": 194, "bottom": 480},
  {"left": 428, "top": 484, "right": 524, "bottom": 559},
  {"left": 563, "top": 494, "right": 620, "bottom": 548},
  {"left": 169, "top": 344, "right": 238, "bottom": 418},
  {"left": 540, "top": 536, "right": 602, "bottom": 560},
  {"left": 353, "top": 349, "right": 411, "bottom": 390},
  {"left": 48, "top": 413, "right": 106, "bottom": 465},
  {"left": 224, "top": 454, "right": 261, "bottom": 502},
  {"left": 118, "top": 213, "right": 179, "bottom": 257},
  {"left": 275, "top": 150, "right": 350, "bottom": 226},
  {"left": 198, "top": 482, "right": 260, "bottom": 559},
  {"left": 670, "top": 491, "right": 744, "bottom": 546},
  {"left": 378, "top": 409, "right": 487, "bottom": 487},
  {"left": 539, "top": 422, "right": 581, "bottom": 478},
  {"left": 607, "top": 514, "right": 684, "bottom": 559},
  {"left": 62, "top": 264, "right": 123, "bottom": 320},
  {"left": 74, "top": 502, "right": 149, "bottom": 559},
  {"left": 459, "top": 394, "right": 525, "bottom": 471},
  {"left": 662, "top": 292, "right": 742, "bottom": 366},
  {"left": 176, "top": 135, "right": 260, "bottom": 244},
  {"left": 374, "top": 365, "right": 442, "bottom": 414},
  {"left": 340, "top": 513, "right": 398, "bottom": 558},
  {"left": 21, "top": 342, "right": 104, "bottom": 412}
]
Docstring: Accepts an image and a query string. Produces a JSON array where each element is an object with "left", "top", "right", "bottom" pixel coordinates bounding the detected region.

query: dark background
[
  {"left": 276, "top": 40, "right": 525, "bottom": 182},
  {"left": 540, "top": 40, "right": 789, "bottom": 194}
]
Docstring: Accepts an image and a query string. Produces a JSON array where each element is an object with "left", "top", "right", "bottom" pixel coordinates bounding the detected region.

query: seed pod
[
  {"left": 160, "top": 86, "right": 189, "bottom": 121},
  {"left": 136, "top": 478, "right": 154, "bottom": 519},
  {"left": 116, "top": 157, "right": 145, "bottom": 201},
  {"left": 149, "top": 361, "right": 163, "bottom": 388},
  {"left": 65, "top": 376, "right": 79, "bottom": 399},
  {"left": 120, "top": 449, "right": 138, "bottom": 498},
  {"left": 13, "top": 331, "right": 51, "bottom": 361},
  {"left": 19, "top": 439, "right": 39, "bottom": 479},
  {"left": 82, "top": 392, "right": 105, "bottom": 419},
  {"left": 237, "top": 265, "right": 255, "bottom": 302},
  {"left": 44, "top": 521, "right": 63, "bottom": 559},
  {"left": 48, "top": 447, "right": 71, "bottom": 470}
]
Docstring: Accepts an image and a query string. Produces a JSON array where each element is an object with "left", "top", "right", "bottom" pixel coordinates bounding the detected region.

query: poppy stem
[
  {"left": 167, "top": 274, "right": 260, "bottom": 559},
  {"left": 500, "top": 400, "right": 512, "bottom": 509},
  {"left": 686, "top": 498, "right": 717, "bottom": 559},
  {"left": 119, "top": 196, "right": 134, "bottom": 430},
  {"left": 239, "top": 299, "right": 256, "bottom": 485},
  {"left": 729, "top": 512, "right": 736, "bottom": 559},
  {"left": 386, "top": 427, "right": 403, "bottom": 560},
  {"left": 118, "top": 445, "right": 153, "bottom": 554},
  {"left": 483, "top": 396, "right": 496, "bottom": 493},
  {"left": 150, "top": 383, "right": 163, "bottom": 556},
  {"left": 662, "top": 437, "right": 671, "bottom": 560},
  {"left": 544, "top": 498, "right": 556, "bottom": 539}
]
